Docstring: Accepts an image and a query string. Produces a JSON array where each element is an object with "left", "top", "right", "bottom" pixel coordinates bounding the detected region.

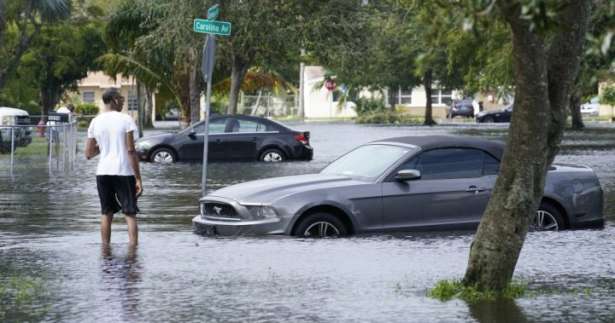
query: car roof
[
  {"left": 0, "top": 107, "right": 29, "bottom": 117},
  {"left": 370, "top": 135, "right": 505, "bottom": 159}
]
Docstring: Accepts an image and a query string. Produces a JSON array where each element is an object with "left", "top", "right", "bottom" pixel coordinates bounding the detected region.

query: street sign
[
  {"left": 201, "top": 35, "right": 216, "bottom": 83},
  {"left": 193, "top": 19, "right": 231, "bottom": 36},
  {"left": 207, "top": 4, "right": 219, "bottom": 20}
]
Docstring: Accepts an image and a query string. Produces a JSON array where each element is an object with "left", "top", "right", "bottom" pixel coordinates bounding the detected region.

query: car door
[
  {"left": 221, "top": 118, "right": 268, "bottom": 160},
  {"left": 380, "top": 148, "right": 493, "bottom": 230},
  {"left": 178, "top": 118, "right": 227, "bottom": 161}
]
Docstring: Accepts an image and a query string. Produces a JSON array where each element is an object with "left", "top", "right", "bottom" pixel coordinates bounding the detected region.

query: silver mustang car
[{"left": 192, "top": 136, "right": 604, "bottom": 237}]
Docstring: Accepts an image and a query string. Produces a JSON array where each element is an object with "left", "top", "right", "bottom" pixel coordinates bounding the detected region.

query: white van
[{"left": 0, "top": 107, "right": 32, "bottom": 153}]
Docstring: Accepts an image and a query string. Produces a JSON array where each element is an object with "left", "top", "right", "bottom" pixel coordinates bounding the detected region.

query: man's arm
[
  {"left": 126, "top": 131, "right": 143, "bottom": 196},
  {"left": 85, "top": 138, "right": 100, "bottom": 160}
]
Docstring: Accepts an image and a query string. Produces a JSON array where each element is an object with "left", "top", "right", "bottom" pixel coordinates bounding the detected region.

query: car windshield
[{"left": 321, "top": 144, "right": 414, "bottom": 180}]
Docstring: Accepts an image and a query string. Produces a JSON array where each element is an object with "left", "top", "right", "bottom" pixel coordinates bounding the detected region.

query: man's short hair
[{"left": 102, "top": 88, "right": 121, "bottom": 104}]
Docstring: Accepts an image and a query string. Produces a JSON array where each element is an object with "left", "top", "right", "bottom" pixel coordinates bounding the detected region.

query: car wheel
[
  {"left": 259, "top": 148, "right": 285, "bottom": 162},
  {"left": 294, "top": 213, "right": 348, "bottom": 238},
  {"left": 150, "top": 147, "right": 176, "bottom": 163},
  {"left": 483, "top": 116, "right": 495, "bottom": 123},
  {"left": 531, "top": 202, "right": 565, "bottom": 231}
]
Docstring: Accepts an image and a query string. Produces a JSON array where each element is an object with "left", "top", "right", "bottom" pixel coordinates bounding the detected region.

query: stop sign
[{"left": 324, "top": 79, "right": 336, "bottom": 91}]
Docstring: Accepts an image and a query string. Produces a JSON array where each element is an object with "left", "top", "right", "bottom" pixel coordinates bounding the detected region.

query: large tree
[
  {"left": 0, "top": 0, "right": 70, "bottom": 89},
  {"left": 463, "top": 0, "right": 591, "bottom": 291}
]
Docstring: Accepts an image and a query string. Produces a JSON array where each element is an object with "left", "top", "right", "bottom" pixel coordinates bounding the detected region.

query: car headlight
[
  {"left": 136, "top": 140, "right": 152, "bottom": 150},
  {"left": 476, "top": 111, "right": 487, "bottom": 117},
  {"left": 245, "top": 206, "right": 278, "bottom": 219}
]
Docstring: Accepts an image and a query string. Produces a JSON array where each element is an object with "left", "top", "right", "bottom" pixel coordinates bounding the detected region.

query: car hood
[{"left": 205, "top": 173, "right": 366, "bottom": 204}]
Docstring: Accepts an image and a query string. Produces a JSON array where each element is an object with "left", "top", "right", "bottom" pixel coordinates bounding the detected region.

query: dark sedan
[
  {"left": 448, "top": 99, "right": 475, "bottom": 118},
  {"left": 136, "top": 115, "right": 313, "bottom": 163},
  {"left": 476, "top": 105, "right": 513, "bottom": 123}
]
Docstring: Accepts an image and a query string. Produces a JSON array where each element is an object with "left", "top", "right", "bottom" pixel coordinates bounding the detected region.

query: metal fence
[
  {"left": 0, "top": 116, "right": 78, "bottom": 176},
  {"left": 238, "top": 94, "right": 298, "bottom": 117}
]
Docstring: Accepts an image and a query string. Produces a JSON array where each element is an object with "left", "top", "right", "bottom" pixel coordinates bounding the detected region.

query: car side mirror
[
  {"left": 188, "top": 130, "right": 197, "bottom": 139},
  {"left": 395, "top": 169, "right": 421, "bottom": 181}
]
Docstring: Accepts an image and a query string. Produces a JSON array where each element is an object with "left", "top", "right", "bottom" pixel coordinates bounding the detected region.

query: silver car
[{"left": 192, "top": 136, "right": 604, "bottom": 237}]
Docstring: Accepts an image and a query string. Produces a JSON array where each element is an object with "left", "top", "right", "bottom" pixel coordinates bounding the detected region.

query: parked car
[
  {"left": 193, "top": 135, "right": 604, "bottom": 237},
  {"left": 580, "top": 96, "right": 600, "bottom": 116},
  {"left": 136, "top": 115, "right": 313, "bottom": 163},
  {"left": 0, "top": 107, "right": 32, "bottom": 153},
  {"left": 448, "top": 99, "right": 475, "bottom": 118},
  {"left": 476, "top": 105, "right": 513, "bottom": 123}
]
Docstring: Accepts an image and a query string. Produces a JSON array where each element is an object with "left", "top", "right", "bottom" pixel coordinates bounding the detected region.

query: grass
[
  {"left": 0, "top": 275, "right": 49, "bottom": 321},
  {"left": 0, "top": 136, "right": 49, "bottom": 159},
  {"left": 428, "top": 280, "right": 527, "bottom": 303}
]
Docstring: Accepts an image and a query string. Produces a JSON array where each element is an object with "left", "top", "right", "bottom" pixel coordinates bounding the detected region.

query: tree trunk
[
  {"left": 144, "top": 87, "right": 153, "bottom": 128},
  {"left": 41, "top": 87, "right": 59, "bottom": 118},
  {"left": 569, "top": 92, "right": 584, "bottom": 130},
  {"left": 137, "top": 81, "right": 144, "bottom": 138},
  {"left": 423, "top": 69, "right": 436, "bottom": 126},
  {"left": 189, "top": 49, "right": 201, "bottom": 124},
  {"left": 178, "top": 73, "right": 191, "bottom": 129},
  {"left": 463, "top": 0, "right": 590, "bottom": 291},
  {"left": 227, "top": 58, "right": 249, "bottom": 115}
]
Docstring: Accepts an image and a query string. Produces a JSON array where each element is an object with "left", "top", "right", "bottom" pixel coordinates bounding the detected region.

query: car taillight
[{"left": 294, "top": 132, "right": 309, "bottom": 145}]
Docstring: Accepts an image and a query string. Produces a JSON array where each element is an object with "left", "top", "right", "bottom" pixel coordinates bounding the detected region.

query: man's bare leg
[
  {"left": 125, "top": 215, "right": 138, "bottom": 245},
  {"left": 101, "top": 214, "right": 113, "bottom": 245}
]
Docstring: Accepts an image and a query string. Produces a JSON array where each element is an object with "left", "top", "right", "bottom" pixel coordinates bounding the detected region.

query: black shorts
[{"left": 96, "top": 175, "right": 139, "bottom": 215}]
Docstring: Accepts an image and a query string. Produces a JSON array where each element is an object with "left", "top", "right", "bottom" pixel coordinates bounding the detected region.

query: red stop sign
[{"left": 325, "top": 79, "right": 336, "bottom": 91}]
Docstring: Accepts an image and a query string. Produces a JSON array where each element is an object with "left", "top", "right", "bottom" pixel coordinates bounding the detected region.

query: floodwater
[{"left": 1, "top": 122, "right": 615, "bottom": 322}]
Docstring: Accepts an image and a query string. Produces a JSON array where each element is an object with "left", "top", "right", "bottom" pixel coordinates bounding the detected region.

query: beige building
[
  {"left": 70, "top": 71, "right": 155, "bottom": 124},
  {"left": 598, "top": 81, "right": 615, "bottom": 119}
]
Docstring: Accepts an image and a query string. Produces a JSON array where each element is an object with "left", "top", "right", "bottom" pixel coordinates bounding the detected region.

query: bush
[
  {"left": 355, "top": 110, "right": 423, "bottom": 124},
  {"left": 75, "top": 103, "right": 99, "bottom": 115},
  {"left": 354, "top": 97, "right": 387, "bottom": 116},
  {"left": 600, "top": 85, "right": 615, "bottom": 106}
]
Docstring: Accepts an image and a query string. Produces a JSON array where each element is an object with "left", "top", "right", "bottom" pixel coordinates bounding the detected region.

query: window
[
  {"left": 483, "top": 153, "right": 500, "bottom": 175},
  {"left": 388, "top": 87, "right": 412, "bottom": 106},
  {"left": 321, "top": 144, "right": 414, "bottom": 180},
  {"left": 431, "top": 89, "right": 453, "bottom": 105},
  {"left": 82, "top": 91, "right": 95, "bottom": 103},
  {"left": 415, "top": 148, "right": 484, "bottom": 180},
  {"left": 127, "top": 91, "right": 138, "bottom": 111},
  {"left": 236, "top": 119, "right": 266, "bottom": 133},
  {"left": 192, "top": 118, "right": 227, "bottom": 134}
]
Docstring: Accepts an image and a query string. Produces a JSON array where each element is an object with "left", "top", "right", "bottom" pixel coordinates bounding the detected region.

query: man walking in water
[{"left": 85, "top": 88, "right": 142, "bottom": 245}]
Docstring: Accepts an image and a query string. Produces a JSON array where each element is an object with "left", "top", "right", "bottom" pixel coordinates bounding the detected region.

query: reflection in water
[
  {"left": 101, "top": 244, "right": 141, "bottom": 321},
  {"left": 468, "top": 299, "right": 530, "bottom": 323}
]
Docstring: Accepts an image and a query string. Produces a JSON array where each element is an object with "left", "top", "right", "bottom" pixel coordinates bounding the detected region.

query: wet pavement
[{"left": 1, "top": 122, "right": 614, "bottom": 322}]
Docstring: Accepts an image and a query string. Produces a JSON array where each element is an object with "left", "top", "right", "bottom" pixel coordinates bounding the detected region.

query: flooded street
[{"left": 1, "top": 122, "right": 615, "bottom": 322}]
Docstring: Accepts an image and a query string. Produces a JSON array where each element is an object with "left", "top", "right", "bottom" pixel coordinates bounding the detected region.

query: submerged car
[
  {"left": 193, "top": 136, "right": 604, "bottom": 237},
  {"left": 0, "top": 107, "right": 32, "bottom": 153},
  {"left": 476, "top": 105, "right": 513, "bottom": 123},
  {"left": 136, "top": 115, "right": 312, "bottom": 163}
]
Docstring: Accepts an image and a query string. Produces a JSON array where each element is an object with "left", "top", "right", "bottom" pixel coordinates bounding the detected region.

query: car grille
[{"left": 203, "top": 202, "right": 238, "bottom": 218}]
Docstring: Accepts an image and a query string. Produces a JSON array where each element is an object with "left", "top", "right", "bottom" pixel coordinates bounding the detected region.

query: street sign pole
[
  {"left": 201, "top": 35, "right": 214, "bottom": 197},
  {"left": 195, "top": 4, "right": 230, "bottom": 198}
]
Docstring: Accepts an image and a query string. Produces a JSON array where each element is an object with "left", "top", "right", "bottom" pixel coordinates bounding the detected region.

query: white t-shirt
[{"left": 87, "top": 111, "right": 138, "bottom": 176}]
